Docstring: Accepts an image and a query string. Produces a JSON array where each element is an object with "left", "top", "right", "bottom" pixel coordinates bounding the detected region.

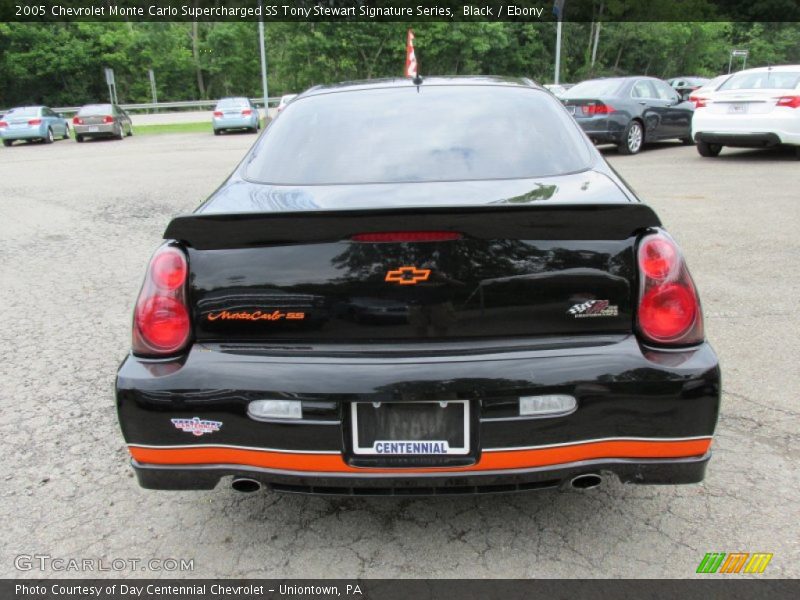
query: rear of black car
[{"left": 116, "top": 79, "right": 719, "bottom": 495}]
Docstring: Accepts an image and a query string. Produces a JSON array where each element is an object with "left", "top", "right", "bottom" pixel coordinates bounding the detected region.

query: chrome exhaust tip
[
  {"left": 570, "top": 473, "right": 603, "bottom": 490},
  {"left": 231, "top": 477, "right": 262, "bottom": 493}
]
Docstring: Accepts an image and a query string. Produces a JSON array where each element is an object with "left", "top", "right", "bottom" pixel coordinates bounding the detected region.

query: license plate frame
[
  {"left": 351, "top": 400, "right": 470, "bottom": 456},
  {"left": 87, "top": 126, "right": 99, "bottom": 132}
]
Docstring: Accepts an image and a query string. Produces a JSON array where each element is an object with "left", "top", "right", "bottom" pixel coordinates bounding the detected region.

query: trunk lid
[{"left": 166, "top": 200, "right": 659, "bottom": 344}]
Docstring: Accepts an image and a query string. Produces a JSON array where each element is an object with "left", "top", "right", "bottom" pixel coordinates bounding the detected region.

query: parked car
[
  {"left": 687, "top": 74, "right": 731, "bottom": 107},
  {"left": 276, "top": 94, "right": 298, "bottom": 113},
  {"left": 692, "top": 65, "right": 800, "bottom": 158},
  {"left": 562, "top": 77, "right": 695, "bottom": 154},
  {"left": 212, "top": 97, "right": 259, "bottom": 134},
  {"left": 0, "top": 106, "right": 70, "bottom": 146},
  {"left": 72, "top": 103, "right": 132, "bottom": 142},
  {"left": 668, "top": 76, "right": 710, "bottom": 100},
  {"left": 116, "top": 76, "right": 719, "bottom": 495}
]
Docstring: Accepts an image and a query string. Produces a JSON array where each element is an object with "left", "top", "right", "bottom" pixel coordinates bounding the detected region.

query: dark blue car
[{"left": 562, "top": 77, "right": 695, "bottom": 154}]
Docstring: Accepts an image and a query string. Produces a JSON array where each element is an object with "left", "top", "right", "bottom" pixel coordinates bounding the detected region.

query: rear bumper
[
  {"left": 695, "top": 131, "right": 782, "bottom": 147},
  {"left": 74, "top": 124, "right": 117, "bottom": 137},
  {"left": 0, "top": 125, "right": 47, "bottom": 140},
  {"left": 116, "top": 335, "right": 721, "bottom": 492},
  {"left": 212, "top": 117, "right": 257, "bottom": 130},
  {"left": 132, "top": 452, "right": 712, "bottom": 494}
]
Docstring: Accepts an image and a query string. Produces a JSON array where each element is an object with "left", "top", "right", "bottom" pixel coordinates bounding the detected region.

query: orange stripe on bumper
[{"left": 129, "top": 438, "right": 711, "bottom": 474}]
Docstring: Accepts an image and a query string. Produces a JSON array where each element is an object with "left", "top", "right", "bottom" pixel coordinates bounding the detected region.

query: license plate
[
  {"left": 728, "top": 103, "right": 748, "bottom": 114},
  {"left": 87, "top": 126, "right": 99, "bottom": 132},
  {"left": 10, "top": 123, "right": 25, "bottom": 129},
  {"left": 351, "top": 400, "right": 470, "bottom": 455}
]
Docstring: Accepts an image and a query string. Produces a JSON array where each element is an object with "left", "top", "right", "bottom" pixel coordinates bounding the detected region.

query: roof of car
[
  {"left": 300, "top": 76, "right": 543, "bottom": 98},
  {"left": 734, "top": 65, "right": 800, "bottom": 73}
]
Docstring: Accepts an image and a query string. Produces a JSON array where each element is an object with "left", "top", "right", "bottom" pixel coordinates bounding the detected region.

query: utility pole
[
  {"left": 258, "top": 17, "right": 269, "bottom": 120},
  {"left": 148, "top": 69, "right": 158, "bottom": 107},
  {"left": 553, "top": 0, "right": 565, "bottom": 84}
]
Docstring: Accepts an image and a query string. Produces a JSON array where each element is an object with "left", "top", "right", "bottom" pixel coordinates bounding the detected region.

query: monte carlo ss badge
[{"left": 171, "top": 417, "right": 222, "bottom": 437}]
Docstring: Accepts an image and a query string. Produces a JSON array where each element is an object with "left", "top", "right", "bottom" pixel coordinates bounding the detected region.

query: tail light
[
  {"left": 776, "top": 95, "right": 800, "bottom": 108},
  {"left": 28, "top": 118, "right": 42, "bottom": 125},
  {"left": 132, "top": 245, "right": 191, "bottom": 356},
  {"left": 102, "top": 116, "right": 114, "bottom": 124},
  {"left": 213, "top": 111, "right": 223, "bottom": 117},
  {"left": 636, "top": 231, "right": 704, "bottom": 346},
  {"left": 73, "top": 116, "right": 83, "bottom": 125},
  {"left": 351, "top": 231, "right": 462, "bottom": 243},
  {"left": 241, "top": 109, "right": 253, "bottom": 116},
  {"left": 582, "top": 103, "right": 615, "bottom": 116},
  {"left": 0, "top": 121, "right": 7, "bottom": 128},
  {"left": 690, "top": 95, "right": 707, "bottom": 108}
]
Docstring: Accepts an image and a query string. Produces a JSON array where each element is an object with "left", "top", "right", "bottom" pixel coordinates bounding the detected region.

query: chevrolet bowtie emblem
[{"left": 385, "top": 266, "right": 431, "bottom": 285}]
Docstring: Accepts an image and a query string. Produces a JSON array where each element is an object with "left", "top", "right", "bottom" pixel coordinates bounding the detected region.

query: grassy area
[{"left": 133, "top": 122, "right": 212, "bottom": 135}]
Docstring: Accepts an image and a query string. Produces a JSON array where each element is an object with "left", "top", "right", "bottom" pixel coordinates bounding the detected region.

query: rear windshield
[
  {"left": 563, "top": 79, "right": 625, "bottom": 98},
  {"left": 217, "top": 98, "right": 249, "bottom": 108},
  {"left": 6, "top": 107, "right": 40, "bottom": 117},
  {"left": 245, "top": 86, "right": 592, "bottom": 185},
  {"left": 78, "top": 104, "right": 112, "bottom": 116},
  {"left": 719, "top": 71, "right": 800, "bottom": 91}
]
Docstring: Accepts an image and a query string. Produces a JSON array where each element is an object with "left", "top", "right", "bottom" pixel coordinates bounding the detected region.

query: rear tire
[
  {"left": 62, "top": 125, "right": 70, "bottom": 140},
  {"left": 76, "top": 134, "right": 84, "bottom": 143},
  {"left": 697, "top": 141, "right": 722, "bottom": 157},
  {"left": 126, "top": 125, "right": 133, "bottom": 137},
  {"left": 793, "top": 146, "right": 800, "bottom": 160},
  {"left": 618, "top": 120, "right": 643, "bottom": 155},
  {"left": 116, "top": 126, "right": 124, "bottom": 140},
  {"left": 214, "top": 129, "right": 221, "bottom": 136},
  {"left": 2, "top": 140, "right": 12, "bottom": 147},
  {"left": 681, "top": 136, "right": 694, "bottom": 145},
  {"left": 45, "top": 128, "right": 54, "bottom": 144}
]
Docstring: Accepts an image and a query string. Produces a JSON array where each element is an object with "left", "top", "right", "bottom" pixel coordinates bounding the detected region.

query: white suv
[{"left": 691, "top": 65, "right": 800, "bottom": 159}]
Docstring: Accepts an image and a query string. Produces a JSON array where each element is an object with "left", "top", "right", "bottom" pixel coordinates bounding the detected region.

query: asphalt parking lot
[{"left": 1, "top": 133, "right": 798, "bottom": 579}]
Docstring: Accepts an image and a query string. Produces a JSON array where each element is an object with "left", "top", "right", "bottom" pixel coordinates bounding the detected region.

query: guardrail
[{"left": 1, "top": 97, "right": 281, "bottom": 116}]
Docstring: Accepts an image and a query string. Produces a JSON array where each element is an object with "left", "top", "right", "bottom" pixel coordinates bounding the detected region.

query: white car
[
  {"left": 687, "top": 74, "right": 731, "bottom": 107},
  {"left": 692, "top": 65, "right": 800, "bottom": 158},
  {"left": 276, "top": 94, "right": 298, "bottom": 114}
]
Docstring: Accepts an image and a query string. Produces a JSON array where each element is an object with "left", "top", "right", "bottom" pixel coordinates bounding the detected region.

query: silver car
[
  {"left": 73, "top": 104, "right": 133, "bottom": 142},
  {"left": 0, "top": 106, "right": 70, "bottom": 146},
  {"left": 212, "top": 97, "right": 260, "bottom": 135}
]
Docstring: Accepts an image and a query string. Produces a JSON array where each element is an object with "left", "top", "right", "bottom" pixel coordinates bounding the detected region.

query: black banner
[
  {"left": 3, "top": 579, "right": 800, "bottom": 600},
  {"left": 2, "top": 0, "right": 800, "bottom": 22}
]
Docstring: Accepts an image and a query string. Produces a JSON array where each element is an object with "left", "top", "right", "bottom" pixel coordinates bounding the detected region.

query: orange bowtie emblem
[{"left": 385, "top": 266, "right": 431, "bottom": 285}]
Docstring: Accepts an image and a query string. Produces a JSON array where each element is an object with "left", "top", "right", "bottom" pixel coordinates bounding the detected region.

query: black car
[
  {"left": 116, "top": 77, "right": 719, "bottom": 496},
  {"left": 562, "top": 77, "right": 695, "bottom": 154},
  {"left": 668, "top": 76, "right": 710, "bottom": 100}
]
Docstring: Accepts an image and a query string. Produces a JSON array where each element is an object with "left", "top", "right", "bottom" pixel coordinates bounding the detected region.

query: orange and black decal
[
  {"left": 385, "top": 266, "right": 431, "bottom": 285},
  {"left": 129, "top": 437, "right": 712, "bottom": 474}
]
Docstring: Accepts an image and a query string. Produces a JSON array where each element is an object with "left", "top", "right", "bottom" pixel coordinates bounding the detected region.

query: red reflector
[
  {"left": 73, "top": 116, "right": 83, "bottom": 125},
  {"left": 135, "top": 296, "right": 190, "bottom": 352},
  {"left": 690, "top": 96, "right": 707, "bottom": 108},
  {"left": 776, "top": 95, "right": 800, "bottom": 109},
  {"left": 351, "top": 231, "right": 462, "bottom": 243},
  {"left": 150, "top": 248, "right": 188, "bottom": 291},
  {"left": 213, "top": 111, "right": 223, "bottom": 117},
  {"left": 102, "top": 116, "right": 114, "bottom": 124},
  {"left": 639, "top": 284, "right": 697, "bottom": 342},
  {"left": 639, "top": 237, "right": 677, "bottom": 281},
  {"left": 28, "top": 118, "right": 42, "bottom": 125},
  {"left": 583, "top": 103, "right": 615, "bottom": 115}
]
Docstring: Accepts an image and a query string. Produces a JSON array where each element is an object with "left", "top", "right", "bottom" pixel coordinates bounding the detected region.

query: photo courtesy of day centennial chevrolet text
[{"left": 115, "top": 77, "right": 720, "bottom": 495}]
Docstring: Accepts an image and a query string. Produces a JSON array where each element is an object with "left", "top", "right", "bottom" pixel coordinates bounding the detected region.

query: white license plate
[
  {"left": 10, "top": 123, "right": 26, "bottom": 129},
  {"left": 87, "top": 126, "right": 99, "bottom": 132},
  {"left": 351, "top": 400, "right": 470, "bottom": 456},
  {"left": 727, "top": 103, "right": 748, "bottom": 114}
]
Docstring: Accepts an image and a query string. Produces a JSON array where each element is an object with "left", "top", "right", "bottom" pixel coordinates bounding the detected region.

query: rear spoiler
[{"left": 164, "top": 204, "right": 661, "bottom": 250}]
